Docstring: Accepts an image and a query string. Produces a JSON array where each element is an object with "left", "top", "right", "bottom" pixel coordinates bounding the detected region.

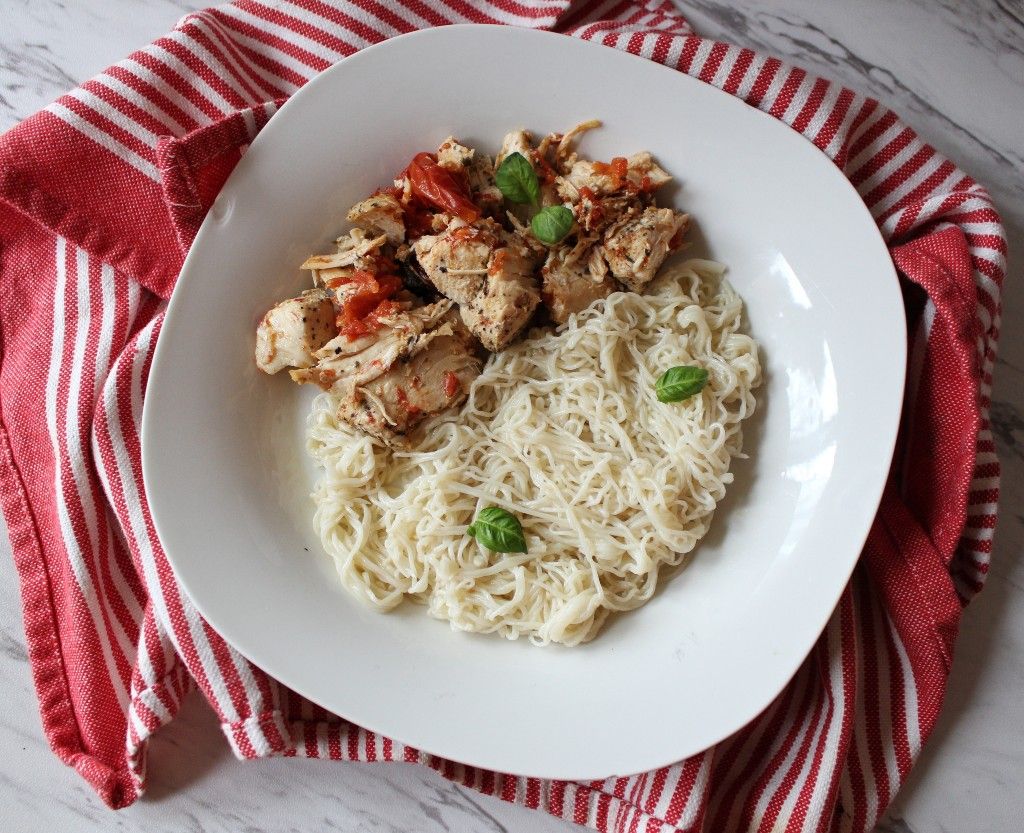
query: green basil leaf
[
  {"left": 655, "top": 366, "right": 708, "bottom": 403},
  {"left": 466, "top": 506, "right": 528, "bottom": 553},
  {"left": 531, "top": 205, "right": 574, "bottom": 245},
  {"left": 495, "top": 152, "right": 540, "bottom": 205}
]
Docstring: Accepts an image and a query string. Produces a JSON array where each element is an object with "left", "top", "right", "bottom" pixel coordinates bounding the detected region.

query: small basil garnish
[
  {"left": 655, "top": 366, "right": 708, "bottom": 403},
  {"left": 466, "top": 506, "right": 528, "bottom": 553},
  {"left": 495, "top": 152, "right": 540, "bottom": 205},
  {"left": 531, "top": 205, "right": 574, "bottom": 245}
]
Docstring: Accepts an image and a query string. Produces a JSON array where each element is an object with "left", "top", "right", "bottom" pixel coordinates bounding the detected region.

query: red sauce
[
  {"left": 593, "top": 156, "right": 628, "bottom": 190},
  {"left": 578, "top": 186, "right": 604, "bottom": 227},
  {"left": 668, "top": 226, "right": 687, "bottom": 251},
  {"left": 332, "top": 271, "right": 402, "bottom": 340},
  {"left": 531, "top": 150, "right": 557, "bottom": 185},
  {"left": 395, "top": 386, "right": 421, "bottom": 417},
  {"left": 488, "top": 249, "right": 508, "bottom": 277},
  {"left": 443, "top": 371, "right": 460, "bottom": 398},
  {"left": 372, "top": 184, "right": 403, "bottom": 200},
  {"left": 450, "top": 225, "right": 484, "bottom": 243},
  {"left": 625, "top": 173, "right": 655, "bottom": 195}
]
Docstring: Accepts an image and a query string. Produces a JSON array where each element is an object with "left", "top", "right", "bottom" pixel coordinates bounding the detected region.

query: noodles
[{"left": 307, "top": 259, "right": 761, "bottom": 646}]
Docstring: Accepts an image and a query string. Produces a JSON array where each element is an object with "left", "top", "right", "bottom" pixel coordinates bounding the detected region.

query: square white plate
[{"left": 142, "top": 25, "right": 905, "bottom": 779}]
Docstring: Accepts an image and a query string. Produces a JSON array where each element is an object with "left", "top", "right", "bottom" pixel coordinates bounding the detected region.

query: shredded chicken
[
  {"left": 495, "top": 129, "right": 534, "bottom": 168},
  {"left": 302, "top": 228, "right": 388, "bottom": 282},
  {"left": 336, "top": 314, "right": 481, "bottom": 446},
  {"left": 255, "top": 122, "right": 692, "bottom": 444},
  {"left": 554, "top": 119, "right": 601, "bottom": 172},
  {"left": 556, "top": 152, "right": 672, "bottom": 204},
  {"left": 436, "top": 137, "right": 503, "bottom": 211},
  {"left": 291, "top": 301, "right": 450, "bottom": 389}
]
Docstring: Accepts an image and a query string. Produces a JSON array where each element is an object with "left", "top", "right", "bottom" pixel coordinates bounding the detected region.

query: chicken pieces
[
  {"left": 255, "top": 288, "right": 337, "bottom": 374},
  {"left": 335, "top": 312, "right": 480, "bottom": 445},
  {"left": 412, "top": 218, "right": 540, "bottom": 351},
  {"left": 346, "top": 194, "right": 405, "bottom": 245},
  {"left": 541, "top": 247, "right": 618, "bottom": 325},
  {"left": 287, "top": 300, "right": 481, "bottom": 446},
  {"left": 255, "top": 124, "right": 693, "bottom": 444},
  {"left": 596, "top": 207, "right": 689, "bottom": 293}
]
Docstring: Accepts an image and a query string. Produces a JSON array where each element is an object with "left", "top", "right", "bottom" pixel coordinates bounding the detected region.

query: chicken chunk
[
  {"left": 413, "top": 218, "right": 541, "bottom": 351},
  {"left": 255, "top": 288, "right": 336, "bottom": 375},
  {"left": 346, "top": 194, "right": 405, "bottom": 245},
  {"left": 290, "top": 299, "right": 480, "bottom": 446},
  {"left": 624, "top": 152, "right": 672, "bottom": 192},
  {"left": 436, "top": 136, "right": 475, "bottom": 171},
  {"left": 462, "top": 239, "right": 540, "bottom": 351},
  {"left": 337, "top": 314, "right": 481, "bottom": 446},
  {"left": 596, "top": 207, "right": 689, "bottom": 293},
  {"left": 291, "top": 300, "right": 450, "bottom": 389},
  {"left": 495, "top": 129, "right": 534, "bottom": 168},
  {"left": 412, "top": 219, "right": 492, "bottom": 305},
  {"left": 541, "top": 247, "right": 618, "bottom": 324}
]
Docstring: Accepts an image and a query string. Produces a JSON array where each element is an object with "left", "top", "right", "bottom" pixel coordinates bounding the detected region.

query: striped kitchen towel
[{"left": 0, "top": 2, "right": 1005, "bottom": 831}]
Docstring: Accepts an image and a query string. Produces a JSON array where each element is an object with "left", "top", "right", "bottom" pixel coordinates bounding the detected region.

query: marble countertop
[{"left": 1, "top": 1, "right": 1022, "bottom": 831}]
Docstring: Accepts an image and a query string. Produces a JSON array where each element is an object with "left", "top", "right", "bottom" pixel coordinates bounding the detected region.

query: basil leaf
[
  {"left": 466, "top": 506, "right": 528, "bottom": 553},
  {"left": 531, "top": 205, "right": 574, "bottom": 245},
  {"left": 655, "top": 366, "right": 708, "bottom": 403},
  {"left": 495, "top": 152, "right": 540, "bottom": 205}
]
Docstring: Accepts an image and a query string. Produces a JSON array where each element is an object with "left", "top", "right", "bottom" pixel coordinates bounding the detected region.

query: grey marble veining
[{"left": 1, "top": 2, "right": 1023, "bottom": 832}]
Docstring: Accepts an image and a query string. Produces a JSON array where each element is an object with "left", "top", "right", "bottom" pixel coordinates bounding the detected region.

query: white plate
[{"left": 142, "top": 25, "right": 905, "bottom": 780}]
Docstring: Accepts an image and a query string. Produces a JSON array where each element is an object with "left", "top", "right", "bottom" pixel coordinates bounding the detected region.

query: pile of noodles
[{"left": 307, "top": 260, "right": 761, "bottom": 646}]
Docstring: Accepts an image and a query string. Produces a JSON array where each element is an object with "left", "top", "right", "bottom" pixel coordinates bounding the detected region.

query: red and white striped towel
[{"left": 0, "top": 2, "right": 1005, "bottom": 831}]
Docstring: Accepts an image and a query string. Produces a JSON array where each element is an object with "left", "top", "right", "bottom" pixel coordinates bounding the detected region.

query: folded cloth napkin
[{"left": 0, "top": 2, "right": 1005, "bottom": 831}]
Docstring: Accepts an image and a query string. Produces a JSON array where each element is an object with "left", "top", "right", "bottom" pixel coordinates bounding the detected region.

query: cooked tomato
[
  {"left": 488, "top": 249, "right": 508, "bottom": 277},
  {"left": 406, "top": 152, "right": 480, "bottom": 222},
  {"left": 404, "top": 202, "right": 435, "bottom": 237},
  {"left": 395, "top": 386, "right": 421, "bottom": 416},
  {"left": 372, "top": 184, "right": 403, "bottom": 200},
  {"left": 442, "top": 370, "right": 460, "bottom": 398},
  {"left": 333, "top": 271, "right": 402, "bottom": 340},
  {"left": 593, "top": 156, "right": 628, "bottom": 190}
]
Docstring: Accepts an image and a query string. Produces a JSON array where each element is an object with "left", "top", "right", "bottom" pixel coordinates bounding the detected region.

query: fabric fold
[{"left": 0, "top": 2, "right": 1004, "bottom": 831}]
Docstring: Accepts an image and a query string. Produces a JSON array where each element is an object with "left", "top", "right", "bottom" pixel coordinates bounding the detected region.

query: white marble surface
[{"left": 1, "top": 1, "right": 1022, "bottom": 831}]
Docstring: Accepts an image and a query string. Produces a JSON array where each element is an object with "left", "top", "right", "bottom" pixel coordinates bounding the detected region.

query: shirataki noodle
[{"left": 307, "top": 259, "right": 761, "bottom": 646}]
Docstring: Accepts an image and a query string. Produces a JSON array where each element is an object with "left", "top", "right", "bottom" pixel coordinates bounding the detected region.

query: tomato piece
[
  {"left": 333, "top": 271, "right": 402, "bottom": 340},
  {"left": 593, "top": 156, "right": 629, "bottom": 190},
  {"left": 395, "top": 386, "right": 421, "bottom": 416},
  {"left": 443, "top": 370, "right": 460, "bottom": 398},
  {"left": 373, "top": 184, "right": 403, "bottom": 200},
  {"left": 406, "top": 152, "right": 479, "bottom": 222}
]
